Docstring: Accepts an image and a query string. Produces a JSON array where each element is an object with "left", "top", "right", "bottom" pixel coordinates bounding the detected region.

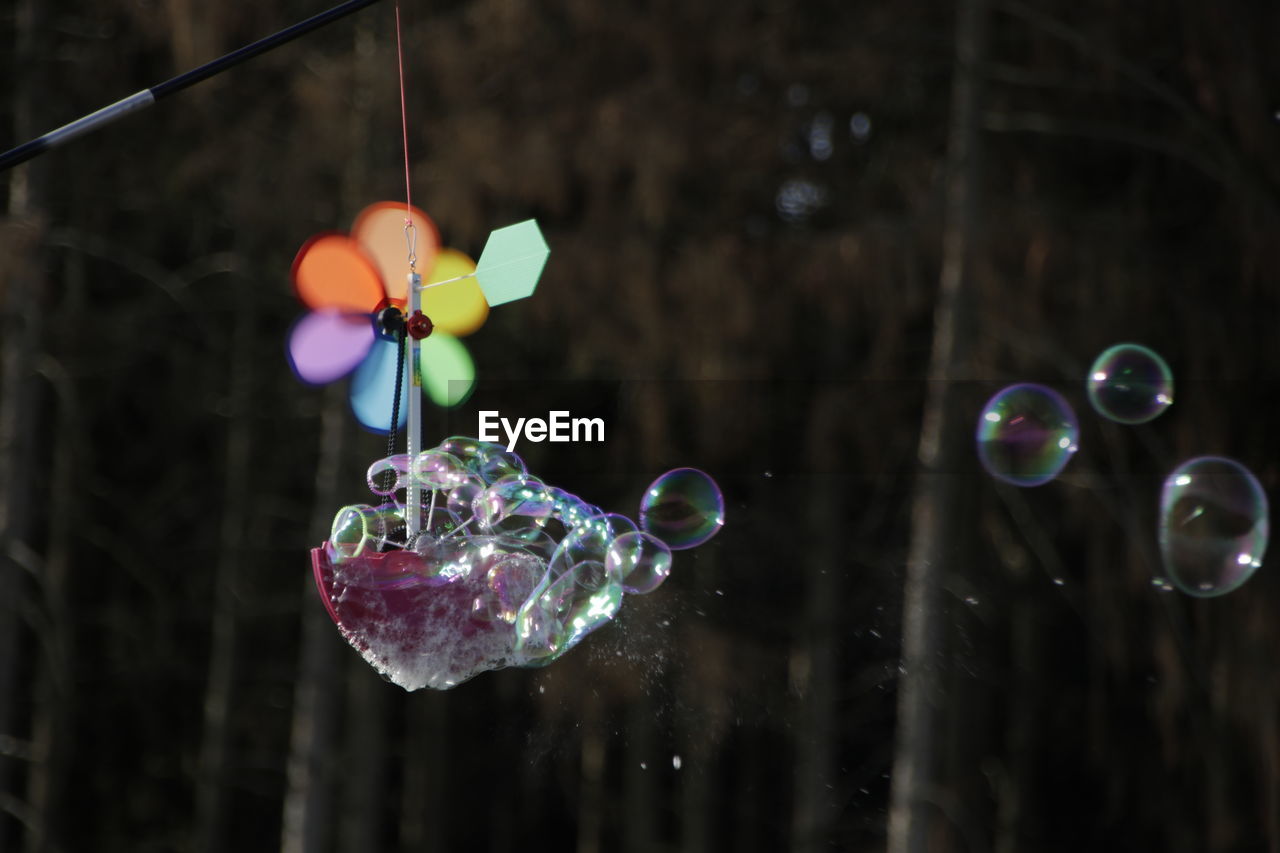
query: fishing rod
[{"left": 0, "top": 0, "right": 385, "bottom": 173}]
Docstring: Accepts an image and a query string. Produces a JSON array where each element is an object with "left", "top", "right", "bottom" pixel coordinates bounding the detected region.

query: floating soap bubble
[
  {"left": 976, "top": 383, "right": 1079, "bottom": 487},
  {"left": 311, "top": 438, "right": 723, "bottom": 690},
  {"left": 1086, "top": 343, "right": 1173, "bottom": 424},
  {"left": 639, "top": 468, "right": 725, "bottom": 549},
  {"left": 1158, "top": 456, "right": 1268, "bottom": 597}
]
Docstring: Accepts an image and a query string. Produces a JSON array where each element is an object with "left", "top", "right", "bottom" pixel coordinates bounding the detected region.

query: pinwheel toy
[{"left": 286, "top": 201, "right": 549, "bottom": 431}]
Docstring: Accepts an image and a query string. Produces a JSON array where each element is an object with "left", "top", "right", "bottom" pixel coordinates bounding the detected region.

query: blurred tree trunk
[
  {"left": 994, "top": 586, "right": 1040, "bottom": 853},
  {"left": 0, "top": 0, "right": 48, "bottom": 846},
  {"left": 622, "top": 695, "right": 657, "bottom": 853},
  {"left": 486, "top": 676, "right": 522, "bottom": 853},
  {"left": 325, "top": 581, "right": 385, "bottom": 849},
  {"left": 22, "top": 253, "right": 87, "bottom": 852},
  {"left": 282, "top": 21, "right": 376, "bottom": 853},
  {"left": 281, "top": 384, "right": 349, "bottom": 853},
  {"left": 888, "top": 0, "right": 987, "bottom": 850},
  {"left": 1266, "top": 691, "right": 1280, "bottom": 853},
  {"left": 193, "top": 277, "right": 255, "bottom": 852},
  {"left": 679, "top": 755, "right": 711, "bottom": 853},
  {"left": 791, "top": 397, "right": 843, "bottom": 853},
  {"left": 334, "top": 19, "right": 393, "bottom": 853},
  {"left": 575, "top": 692, "right": 605, "bottom": 853},
  {"left": 398, "top": 696, "right": 446, "bottom": 851},
  {"left": 732, "top": 730, "right": 764, "bottom": 853},
  {"left": 338, "top": 659, "right": 390, "bottom": 853}
]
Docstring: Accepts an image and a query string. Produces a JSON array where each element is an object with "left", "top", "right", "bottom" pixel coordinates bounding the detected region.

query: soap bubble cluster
[
  {"left": 976, "top": 345, "right": 1176, "bottom": 489},
  {"left": 312, "top": 437, "right": 723, "bottom": 690},
  {"left": 974, "top": 346, "right": 1275, "bottom": 599}
]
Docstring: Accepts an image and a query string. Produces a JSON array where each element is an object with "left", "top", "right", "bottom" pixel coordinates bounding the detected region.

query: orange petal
[
  {"left": 352, "top": 202, "right": 441, "bottom": 303},
  {"left": 292, "top": 233, "right": 386, "bottom": 312}
]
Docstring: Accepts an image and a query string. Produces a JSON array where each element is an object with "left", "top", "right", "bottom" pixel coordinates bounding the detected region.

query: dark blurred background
[{"left": 2, "top": 0, "right": 1279, "bottom": 850}]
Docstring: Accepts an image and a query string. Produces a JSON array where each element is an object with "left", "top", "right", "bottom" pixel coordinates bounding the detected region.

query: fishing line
[{"left": 394, "top": 1, "right": 415, "bottom": 242}]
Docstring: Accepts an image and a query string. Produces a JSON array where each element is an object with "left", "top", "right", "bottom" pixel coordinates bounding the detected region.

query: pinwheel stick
[
  {"left": 406, "top": 271, "right": 424, "bottom": 541},
  {"left": 0, "top": 0, "right": 385, "bottom": 172}
]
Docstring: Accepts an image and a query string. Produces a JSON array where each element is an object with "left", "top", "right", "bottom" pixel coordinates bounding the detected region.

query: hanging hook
[{"left": 404, "top": 220, "right": 418, "bottom": 271}]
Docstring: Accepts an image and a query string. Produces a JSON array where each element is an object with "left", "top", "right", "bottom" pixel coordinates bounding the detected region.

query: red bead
[{"left": 406, "top": 310, "right": 434, "bottom": 340}]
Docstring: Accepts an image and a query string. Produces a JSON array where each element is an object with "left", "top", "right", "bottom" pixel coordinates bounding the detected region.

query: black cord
[{"left": 384, "top": 327, "right": 407, "bottom": 493}]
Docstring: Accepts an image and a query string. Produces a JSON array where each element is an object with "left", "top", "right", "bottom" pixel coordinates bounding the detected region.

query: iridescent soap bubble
[
  {"left": 328, "top": 503, "right": 405, "bottom": 560},
  {"left": 446, "top": 480, "right": 482, "bottom": 525},
  {"left": 413, "top": 450, "right": 469, "bottom": 490},
  {"left": 1086, "top": 343, "right": 1173, "bottom": 424},
  {"left": 547, "top": 487, "right": 593, "bottom": 533},
  {"left": 639, "top": 468, "right": 725, "bottom": 550},
  {"left": 549, "top": 513, "right": 639, "bottom": 580},
  {"left": 367, "top": 454, "right": 412, "bottom": 495},
  {"left": 471, "top": 551, "right": 543, "bottom": 625},
  {"left": 1158, "top": 456, "right": 1268, "bottom": 597},
  {"left": 514, "top": 562, "right": 623, "bottom": 663},
  {"left": 607, "top": 531, "right": 674, "bottom": 594},
  {"left": 975, "top": 383, "right": 1079, "bottom": 487},
  {"left": 474, "top": 476, "right": 554, "bottom": 530}
]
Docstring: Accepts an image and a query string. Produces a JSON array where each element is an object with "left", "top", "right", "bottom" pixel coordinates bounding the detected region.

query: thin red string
[{"left": 394, "top": 1, "right": 413, "bottom": 230}]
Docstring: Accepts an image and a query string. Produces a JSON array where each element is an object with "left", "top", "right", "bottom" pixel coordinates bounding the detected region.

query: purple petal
[{"left": 287, "top": 311, "right": 375, "bottom": 385}]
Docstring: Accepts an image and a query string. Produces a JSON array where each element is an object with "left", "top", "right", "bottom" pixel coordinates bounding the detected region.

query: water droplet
[
  {"left": 776, "top": 178, "right": 828, "bottom": 224},
  {"left": 1158, "top": 456, "right": 1269, "bottom": 597},
  {"left": 975, "top": 384, "right": 1079, "bottom": 486},
  {"left": 849, "top": 112, "right": 872, "bottom": 142},
  {"left": 672, "top": 755, "right": 683, "bottom": 770},
  {"left": 1086, "top": 343, "right": 1173, "bottom": 424},
  {"left": 808, "top": 111, "right": 834, "bottom": 161},
  {"left": 640, "top": 468, "right": 725, "bottom": 550}
]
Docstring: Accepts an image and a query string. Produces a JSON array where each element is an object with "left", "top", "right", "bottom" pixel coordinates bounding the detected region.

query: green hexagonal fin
[{"left": 475, "top": 219, "right": 549, "bottom": 306}]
